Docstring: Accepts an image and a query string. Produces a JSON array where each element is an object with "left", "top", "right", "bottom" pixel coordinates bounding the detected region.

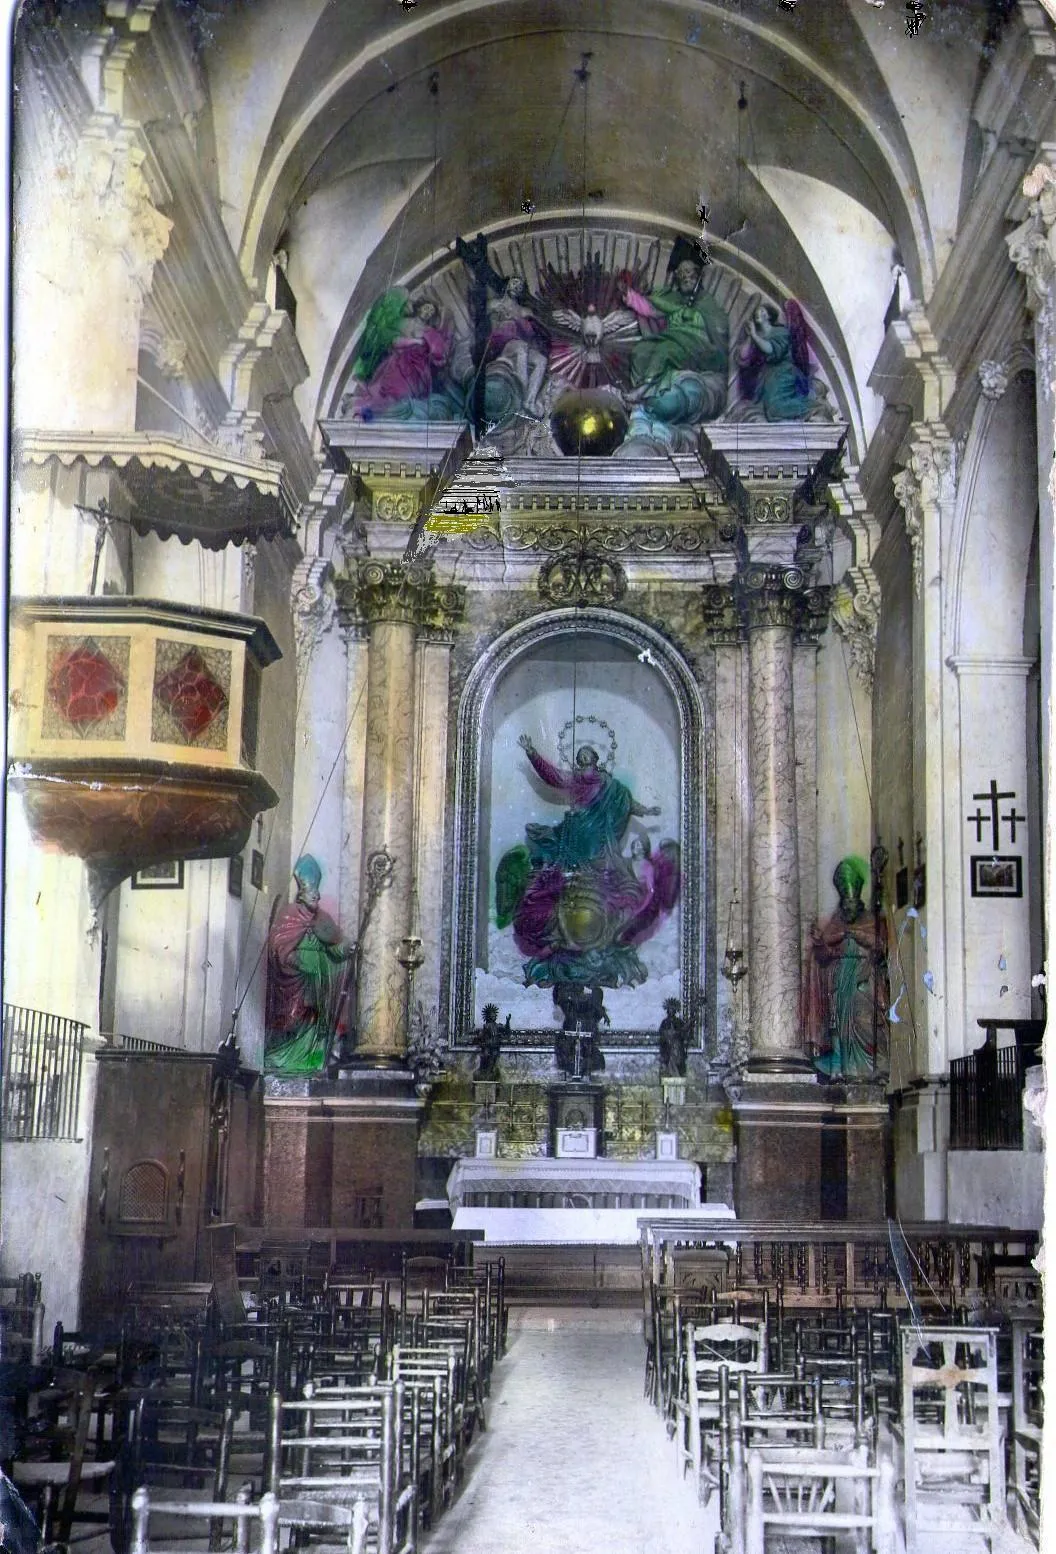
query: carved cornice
[
  {"left": 295, "top": 466, "right": 351, "bottom": 560},
  {"left": 892, "top": 428, "right": 956, "bottom": 599},
  {"left": 346, "top": 562, "right": 467, "bottom": 633}
]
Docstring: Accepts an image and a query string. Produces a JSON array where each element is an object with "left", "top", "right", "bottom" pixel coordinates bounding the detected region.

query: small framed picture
[
  {"left": 970, "top": 855, "right": 1023, "bottom": 899},
  {"left": 250, "top": 849, "right": 265, "bottom": 890},
  {"left": 228, "top": 854, "right": 244, "bottom": 900},
  {"left": 131, "top": 859, "right": 184, "bottom": 890}
]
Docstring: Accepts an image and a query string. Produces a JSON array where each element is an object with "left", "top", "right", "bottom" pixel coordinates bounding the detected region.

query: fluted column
[
  {"left": 741, "top": 569, "right": 811, "bottom": 1071},
  {"left": 351, "top": 563, "right": 465, "bottom": 1064}
]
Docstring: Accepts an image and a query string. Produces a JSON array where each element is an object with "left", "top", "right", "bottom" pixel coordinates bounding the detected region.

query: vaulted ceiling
[{"left": 198, "top": 0, "right": 1002, "bottom": 445}]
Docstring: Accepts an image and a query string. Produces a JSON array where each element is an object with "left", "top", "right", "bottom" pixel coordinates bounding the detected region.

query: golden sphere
[
  {"left": 557, "top": 876, "right": 612, "bottom": 950},
  {"left": 550, "top": 390, "right": 629, "bottom": 457}
]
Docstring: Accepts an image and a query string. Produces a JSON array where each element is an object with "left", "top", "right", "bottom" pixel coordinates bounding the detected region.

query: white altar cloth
[
  {"left": 447, "top": 1156, "right": 702, "bottom": 1211},
  {"left": 452, "top": 1205, "right": 735, "bottom": 1246}
]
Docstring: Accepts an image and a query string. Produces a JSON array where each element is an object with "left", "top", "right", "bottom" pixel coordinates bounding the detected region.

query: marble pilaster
[
  {"left": 741, "top": 576, "right": 808, "bottom": 1070},
  {"left": 412, "top": 634, "right": 456, "bottom": 1032},
  {"left": 712, "top": 636, "right": 751, "bottom": 1066},
  {"left": 339, "top": 624, "right": 370, "bottom": 944},
  {"left": 1007, "top": 158, "right": 1056, "bottom": 812},
  {"left": 893, "top": 427, "right": 958, "bottom": 1075}
]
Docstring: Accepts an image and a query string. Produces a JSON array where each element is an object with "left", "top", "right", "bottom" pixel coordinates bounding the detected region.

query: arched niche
[{"left": 447, "top": 608, "right": 706, "bottom": 1047}]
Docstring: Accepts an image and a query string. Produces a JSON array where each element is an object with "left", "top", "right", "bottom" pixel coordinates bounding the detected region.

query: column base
[
  {"left": 263, "top": 1071, "right": 423, "bottom": 1229},
  {"left": 743, "top": 1053, "right": 817, "bottom": 1077},
  {"left": 727, "top": 1084, "right": 890, "bottom": 1221}
]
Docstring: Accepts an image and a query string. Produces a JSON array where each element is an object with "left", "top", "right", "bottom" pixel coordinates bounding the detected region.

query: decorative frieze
[{"left": 463, "top": 518, "right": 717, "bottom": 555}]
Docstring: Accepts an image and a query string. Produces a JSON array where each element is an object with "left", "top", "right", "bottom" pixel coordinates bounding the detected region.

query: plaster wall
[
  {"left": 945, "top": 1150, "right": 1044, "bottom": 1231},
  {"left": 0, "top": 1056, "right": 98, "bottom": 1330},
  {"left": 814, "top": 630, "right": 873, "bottom": 918},
  {"left": 290, "top": 622, "right": 348, "bottom": 908}
]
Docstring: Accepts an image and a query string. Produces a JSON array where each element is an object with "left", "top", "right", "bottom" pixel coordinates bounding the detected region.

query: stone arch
[{"left": 446, "top": 605, "right": 707, "bottom": 1047}]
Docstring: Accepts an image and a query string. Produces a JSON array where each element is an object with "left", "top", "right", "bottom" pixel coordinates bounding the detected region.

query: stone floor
[{"left": 422, "top": 1306, "right": 719, "bottom": 1554}]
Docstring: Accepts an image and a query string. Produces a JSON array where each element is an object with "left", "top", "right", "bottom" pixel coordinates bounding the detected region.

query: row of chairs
[
  {"left": 644, "top": 1270, "right": 1041, "bottom": 1553},
  {"left": 5, "top": 1252, "right": 508, "bottom": 1554}
]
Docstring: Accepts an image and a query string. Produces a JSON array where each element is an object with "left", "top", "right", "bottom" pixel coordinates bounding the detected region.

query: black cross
[
  {"left": 1002, "top": 807, "right": 1026, "bottom": 843},
  {"left": 972, "top": 780, "right": 1015, "bottom": 850},
  {"left": 966, "top": 807, "right": 988, "bottom": 844}
]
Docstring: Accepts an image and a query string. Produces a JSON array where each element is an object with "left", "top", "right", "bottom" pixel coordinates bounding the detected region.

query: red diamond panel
[
  {"left": 47, "top": 638, "right": 125, "bottom": 732},
  {"left": 154, "top": 647, "right": 228, "bottom": 741}
]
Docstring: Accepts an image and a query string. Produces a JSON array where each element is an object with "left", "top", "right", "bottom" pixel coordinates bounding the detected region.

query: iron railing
[
  {"left": 107, "top": 1032, "right": 179, "bottom": 1054},
  {"left": 950, "top": 1045, "right": 1025, "bottom": 1150},
  {"left": 2, "top": 1003, "right": 86, "bottom": 1140}
]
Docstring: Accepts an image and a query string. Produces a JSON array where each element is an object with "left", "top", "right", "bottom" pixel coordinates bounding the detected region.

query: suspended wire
[{"left": 230, "top": 666, "right": 371, "bottom": 1027}]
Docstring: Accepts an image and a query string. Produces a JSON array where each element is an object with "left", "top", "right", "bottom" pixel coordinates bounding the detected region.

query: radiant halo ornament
[{"left": 556, "top": 714, "right": 618, "bottom": 773}]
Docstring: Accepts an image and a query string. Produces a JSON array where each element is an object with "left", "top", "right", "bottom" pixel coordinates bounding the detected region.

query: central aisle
[{"left": 423, "top": 1306, "right": 718, "bottom": 1554}]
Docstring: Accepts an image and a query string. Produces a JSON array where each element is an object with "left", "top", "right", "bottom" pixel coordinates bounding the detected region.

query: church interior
[{"left": 3, "top": 0, "right": 1054, "bottom": 1549}]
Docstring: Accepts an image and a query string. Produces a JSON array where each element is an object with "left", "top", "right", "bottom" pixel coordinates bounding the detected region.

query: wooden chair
[
  {"left": 110, "top": 1394, "right": 236, "bottom": 1554},
  {"left": 897, "top": 1325, "right": 1006, "bottom": 1554},
  {"left": 1009, "top": 1320, "right": 1042, "bottom": 1542},
  {"left": 266, "top": 1385, "right": 416, "bottom": 1554},
  {"left": 675, "top": 1319, "right": 767, "bottom": 1503},
  {"left": 388, "top": 1345, "right": 460, "bottom": 1512},
  {"left": 11, "top": 1367, "right": 118, "bottom": 1545},
  {"left": 745, "top": 1442, "right": 898, "bottom": 1554},
  {"left": 130, "top": 1483, "right": 278, "bottom": 1554}
]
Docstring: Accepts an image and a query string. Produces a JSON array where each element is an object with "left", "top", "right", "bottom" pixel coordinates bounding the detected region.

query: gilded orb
[
  {"left": 557, "top": 876, "right": 613, "bottom": 951},
  {"left": 550, "top": 390, "right": 629, "bottom": 457}
]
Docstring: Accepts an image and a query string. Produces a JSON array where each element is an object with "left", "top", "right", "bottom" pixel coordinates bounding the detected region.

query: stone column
[
  {"left": 350, "top": 564, "right": 465, "bottom": 1065},
  {"left": 740, "top": 569, "right": 811, "bottom": 1071}
]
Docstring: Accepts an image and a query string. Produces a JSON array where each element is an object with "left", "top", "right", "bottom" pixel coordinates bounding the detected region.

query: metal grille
[
  {"left": 950, "top": 1046, "right": 1024, "bottom": 1149},
  {"left": 119, "top": 1160, "right": 168, "bottom": 1222},
  {"left": 1, "top": 1003, "right": 85, "bottom": 1141}
]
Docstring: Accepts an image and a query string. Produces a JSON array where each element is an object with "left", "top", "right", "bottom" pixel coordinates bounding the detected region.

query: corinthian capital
[
  {"left": 735, "top": 565, "right": 813, "bottom": 632},
  {"left": 350, "top": 562, "right": 467, "bottom": 634},
  {"left": 892, "top": 429, "right": 955, "bottom": 599},
  {"left": 74, "top": 121, "right": 172, "bottom": 294},
  {"left": 1008, "top": 162, "right": 1056, "bottom": 309},
  {"left": 291, "top": 559, "right": 336, "bottom": 683}
]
